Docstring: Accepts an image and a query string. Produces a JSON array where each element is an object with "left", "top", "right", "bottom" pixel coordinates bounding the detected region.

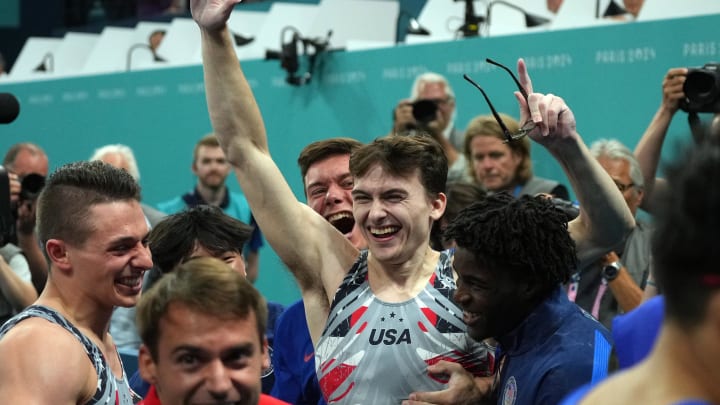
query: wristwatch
[{"left": 601, "top": 261, "right": 622, "bottom": 282}]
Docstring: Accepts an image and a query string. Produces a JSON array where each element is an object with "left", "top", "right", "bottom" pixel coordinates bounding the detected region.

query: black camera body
[
  {"left": 681, "top": 62, "right": 720, "bottom": 113},
  {"left": 19, "top": 173, "right": 45, "bottom": 203},
  {"left": 0, "top": 173, "right": 45, "bottom": 247}
]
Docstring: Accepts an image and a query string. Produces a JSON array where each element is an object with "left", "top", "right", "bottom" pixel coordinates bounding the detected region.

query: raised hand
[
  {"left": 393, "top": 99, "right": 416, "bottom": 134},
  {"left": 661, "top": 67, "right": 687, "bottom": 114},
  {"left": 513, "top": 58, "right": 577, "bottom": 146},
  {"left": 190, "top": 0, "right": 240, "bottom": 31}
]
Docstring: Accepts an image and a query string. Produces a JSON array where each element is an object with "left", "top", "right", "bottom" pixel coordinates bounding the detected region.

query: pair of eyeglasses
[{"left": 463, "top": 58, "right": 536, "bottom": 143}]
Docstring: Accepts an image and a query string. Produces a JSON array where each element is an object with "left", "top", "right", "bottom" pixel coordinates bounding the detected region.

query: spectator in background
[
  {"left": 0, "top": 158, "right": 37, "bottom": 325},
  {"left": 0, "top": 146, "right": 39, "bottom": 324},
  {"left": 157, "top": 134, "right": 263, "bottom": 283},
  {"left": 393, "top": 73, "right": 464, "bottom": 149},
  {"left": 136, "top": 257, "right": 289, "bottom": 405},
  {"left": 633, "top": 67, "right": 688, "bottom": 214},
  {"left": 90, "top": 144, "right": 166, "bottom": 227},
  {"left": 3, "top": 143, "right": 48, "bottom": 178},
  {"left": 391, "top": 73, "right": 470, "bottom": 183},
  {"left": 464, "top": 113, "right": 570, "bottom": 199},
  {"left": 568, "top": 139, "right": 648, "bottom": 330},
  {"left": 3, "top": 143, "right": 50, "bottom": 294},
  {"left": 561, "top": 140, "right": 720, "bottom": 405},
  {"left": 604, "top": 67, "right": 717, "bottom": 371},
  {"left": 634, "top": 67, "right": 688, "bottom": 301}
]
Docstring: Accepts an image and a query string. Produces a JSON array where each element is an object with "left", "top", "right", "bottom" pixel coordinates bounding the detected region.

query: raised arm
[
  {"left": 191, "top": 0, "right": 357, "bottom": 311},
  {"left": 633, "top": 68, "right": 686, "bottom": 213},
  {"left": 515, "top": 59, "right": 634, "bottom": 267}
]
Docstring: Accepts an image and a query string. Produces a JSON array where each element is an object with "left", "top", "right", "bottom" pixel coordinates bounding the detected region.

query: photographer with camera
[
  {"left": 567, "top": 64, "right": 720, "bottom": 383},
  {"left": 390, "top": 72, "right": 471, "bottom": 183},
  {"left": 2, "top": 143, "right": 49, "bottom": 295},
  {"left": 633, "top": 67, "right": 687, "bottom": 216},
  {"left": 633, "top": 65, "right": 720, "bottom": 301},
  {"left": 0, "top": 168, "right": 37, "bottom": 326},
  {"left": 635, "top": 65, "right": 720, "bottom": 214}
]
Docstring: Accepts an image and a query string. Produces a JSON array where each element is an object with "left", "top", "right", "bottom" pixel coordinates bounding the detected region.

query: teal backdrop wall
[{"left": 0, "top": 14, "right": 717, "bottom": 304}]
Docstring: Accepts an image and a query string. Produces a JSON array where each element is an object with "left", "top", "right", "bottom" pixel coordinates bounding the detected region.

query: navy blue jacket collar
[{"left": 497, "top": 286, "right": 572, "bottom": 356}]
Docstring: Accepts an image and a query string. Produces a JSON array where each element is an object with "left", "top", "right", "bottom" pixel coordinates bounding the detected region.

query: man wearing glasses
[
  {"left": 390, "top": 73, "right": 471, "bottom": 183},
  {"left": 392, "top": 72, "right": 463, "bottom": 150},
  {"left": 566, "top": 139, "right": 649, "bottom": 329}
]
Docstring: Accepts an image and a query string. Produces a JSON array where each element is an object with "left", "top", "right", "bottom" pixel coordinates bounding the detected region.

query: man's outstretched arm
[
  {"left": 513, "top": 59, "right": 635, "bottom": 267},
  {"left": 633, "top": 68, "right": 686, "bottom": 213},
  {"left": 192, "top": 0, "right": 357, "bottom": 317}
]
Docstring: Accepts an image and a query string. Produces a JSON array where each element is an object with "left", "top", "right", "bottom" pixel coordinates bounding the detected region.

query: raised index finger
[{"left": 517, "top": 58, "right": 534, "bottom": 95}]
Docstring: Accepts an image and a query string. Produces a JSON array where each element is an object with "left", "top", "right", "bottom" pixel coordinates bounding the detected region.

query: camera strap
[{"left": 688, "top": 112, "right": 706, "bottom": 144}]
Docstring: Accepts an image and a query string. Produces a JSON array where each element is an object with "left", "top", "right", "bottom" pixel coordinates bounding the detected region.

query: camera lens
[
  {"left": 19, "top": 173, "right": 45, "bottom": 201},
  {"left": 685, "top": 70, "right": 720, "bottom": 103},
  {"left": 411, "top": 99, "right": 439, "bottom": 124}
]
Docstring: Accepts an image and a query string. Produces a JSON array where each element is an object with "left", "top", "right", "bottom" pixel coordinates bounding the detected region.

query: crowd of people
[{"left": 0, "top": 0, "right": 717, "bottom": 404}]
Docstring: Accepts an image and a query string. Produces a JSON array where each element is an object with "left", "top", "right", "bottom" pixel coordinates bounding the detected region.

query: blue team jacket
[{"left": 493, "top": 287, "right": 613, "bottom": 405}]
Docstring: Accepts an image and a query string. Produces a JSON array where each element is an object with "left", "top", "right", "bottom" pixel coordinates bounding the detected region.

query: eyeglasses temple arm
[
  {"left": 486, "top": 58, "right": 529, "bottom": 101},
  {"left": 463, "top": 74, "right": 514, "bottom": 143}
]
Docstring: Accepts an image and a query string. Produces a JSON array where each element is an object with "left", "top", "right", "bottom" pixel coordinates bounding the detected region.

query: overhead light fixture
[
  {"left": 34, "top": 52, "right": 54, "bottom": 73},
  {"left": 126, "top": 43, "right": 166, "bottom": 71}
]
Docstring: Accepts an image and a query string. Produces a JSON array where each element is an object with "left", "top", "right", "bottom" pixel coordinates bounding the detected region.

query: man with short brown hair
[
  {"left": 0, "top": 161, "right": 152, "bottom": 404},
  {"left": 157, "top": 133, "right": 263, "bottom": 283}
]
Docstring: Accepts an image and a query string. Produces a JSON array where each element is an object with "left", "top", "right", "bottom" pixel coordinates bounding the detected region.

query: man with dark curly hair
[{"left": 406, "top": 193, "right": 614, "bottom": 405}]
